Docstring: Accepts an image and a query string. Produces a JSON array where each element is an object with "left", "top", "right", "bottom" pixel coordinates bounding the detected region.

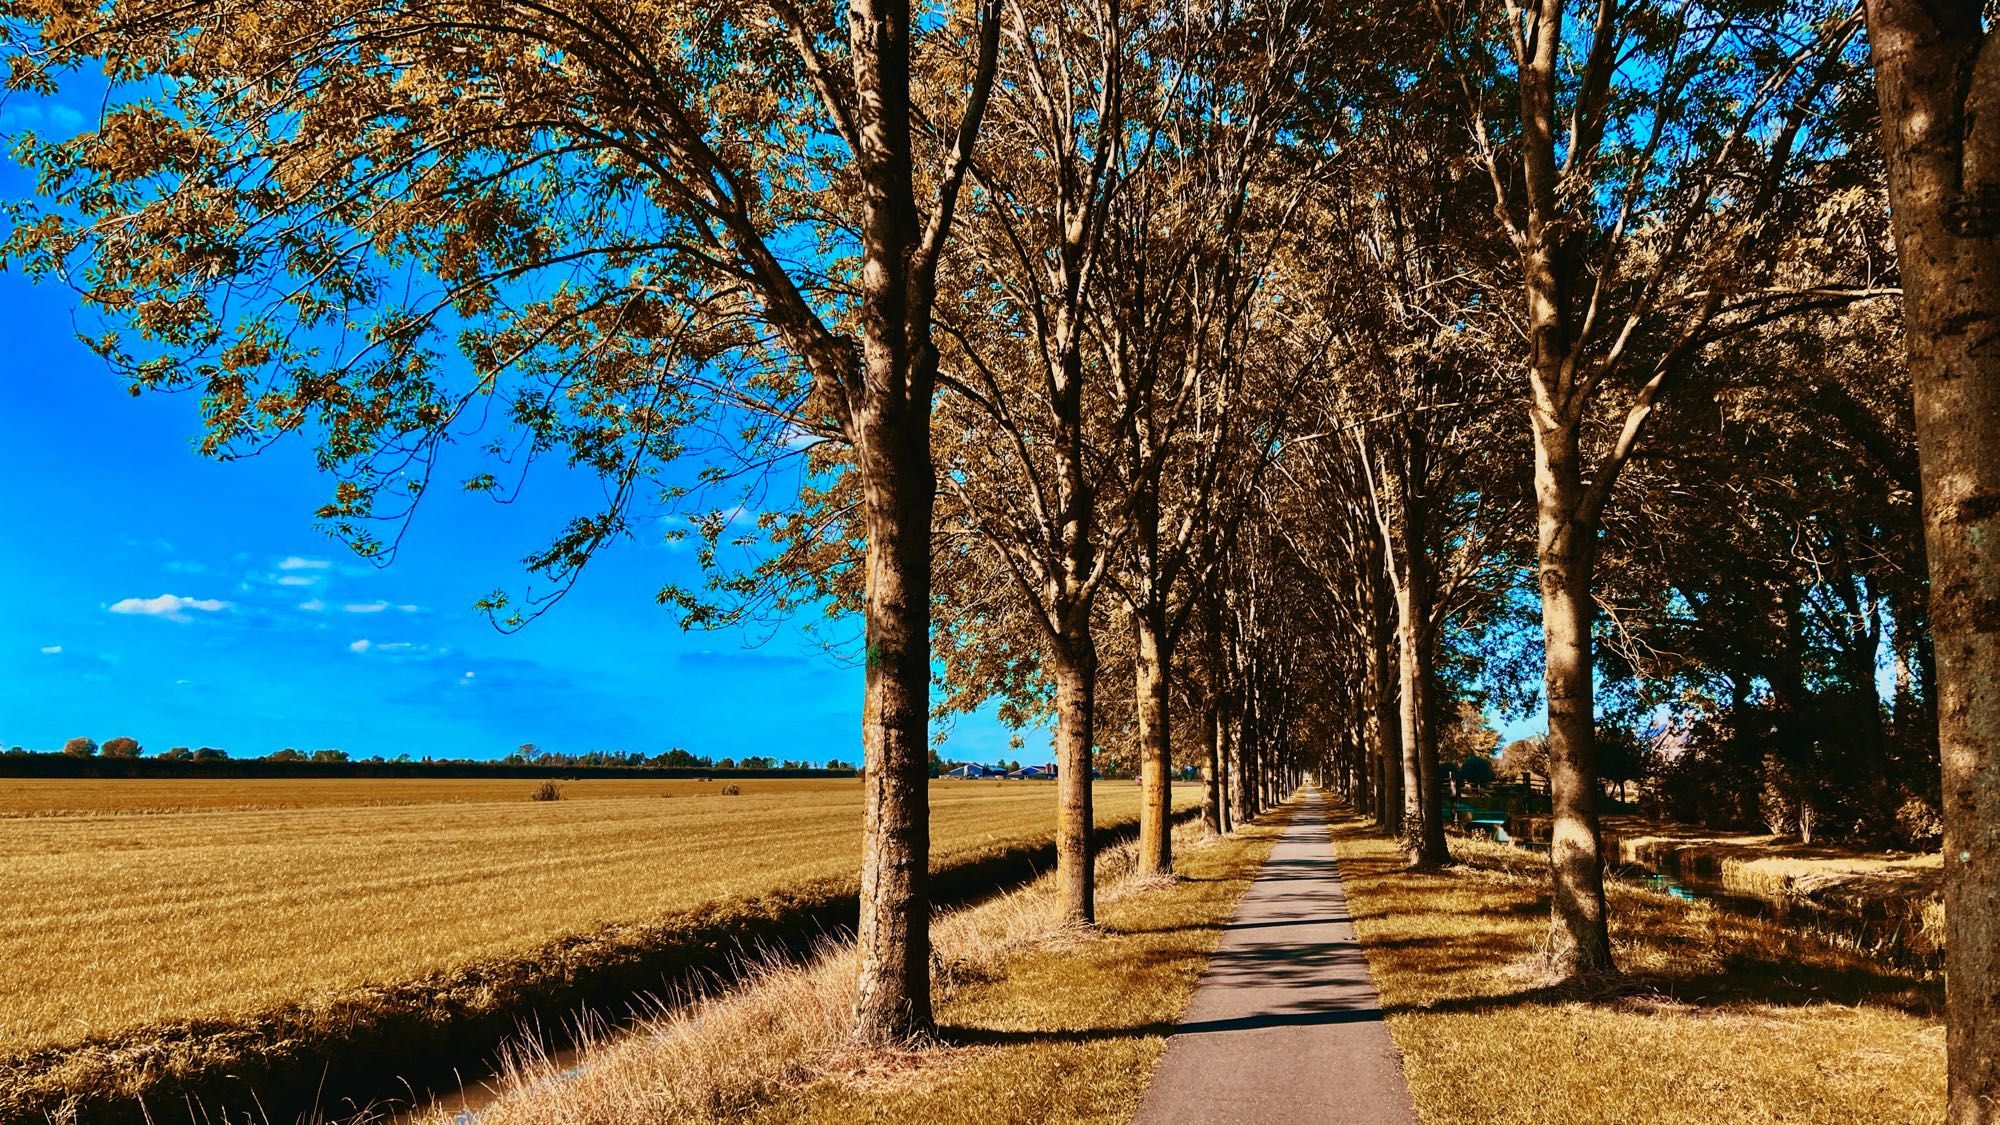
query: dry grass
[
  {"left": 1, "top": 779, "right": 1189, "bottom": 1067},
  {"left": 1601, "top": 817, "right": 1943, "bottom": 953},
  {"left": 1332, "top": 818, "right": 1944, "bottom": 1124},
  {"left": 422, "top": 814, "right": 1287, "bottom": 1125}
]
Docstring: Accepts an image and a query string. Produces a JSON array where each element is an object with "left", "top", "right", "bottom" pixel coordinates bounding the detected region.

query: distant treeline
[{"left": 0, "top": 746, "right": 858, "bottom": 781}]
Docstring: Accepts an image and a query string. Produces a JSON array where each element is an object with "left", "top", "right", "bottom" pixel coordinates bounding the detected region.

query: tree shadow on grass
[
  {"left": 1327, "top": 816, "right": 1942, "bottom": 1023},
  {"left": 940, "top": 1021, "right": 1180, "bottom": 1048}
]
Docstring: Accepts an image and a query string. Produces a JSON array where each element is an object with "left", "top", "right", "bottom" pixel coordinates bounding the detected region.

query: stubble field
[{"left": 1, "top": 777, "right": 1187, "bottom": 1073}]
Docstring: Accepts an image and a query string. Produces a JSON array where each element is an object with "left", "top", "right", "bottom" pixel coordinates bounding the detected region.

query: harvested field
[
  {"left": 0, "top": 775, "right": 853, "bottom": 817},
  {"left": 2, "top": 777, "right": 1192, "bottom": 1117}
]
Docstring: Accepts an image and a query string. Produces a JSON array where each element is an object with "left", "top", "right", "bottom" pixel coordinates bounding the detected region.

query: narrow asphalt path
[{"left": 1133, "top": 792, "right": 1418, "bottom": 1125}]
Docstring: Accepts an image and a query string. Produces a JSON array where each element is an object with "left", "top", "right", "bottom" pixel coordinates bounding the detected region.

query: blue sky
[
  {"left": 0, "top": 296, "right": 1038, "bottom": 762},
  {"left": 0, "top": 235, "right": 1041, "bottom": 763}
]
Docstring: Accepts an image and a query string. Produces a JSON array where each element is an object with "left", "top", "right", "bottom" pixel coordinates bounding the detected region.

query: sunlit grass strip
[
  {"left": 429, "top": 815, "right": 1287, "bottom": 1124},
  {"left": 1332, "top": 818, "right": 1944, "bottom": 1125}
]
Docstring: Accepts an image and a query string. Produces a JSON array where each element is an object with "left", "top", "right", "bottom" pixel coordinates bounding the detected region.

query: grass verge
[
  {"left": 1331, "top": 817, "right": 1943, "bottom": 1124},
  {"left": 431, "top": 811, "right": 1289, "bottom": 1124}
]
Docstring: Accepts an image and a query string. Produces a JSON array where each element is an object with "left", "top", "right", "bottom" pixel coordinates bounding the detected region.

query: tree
[
  {"left": 101, "top": 736, "right": 143, "bottom": 759},
  {"left": 927, "top": 0, "right": 1134, "bottom": 923},
  {"left": 1438, "top": 702, "right": 1502, "bottom": 768},
  {"left": 1500, "top": 735, "right": 1550, "bottom": 787},
  {"left": 62, "top": 737, "right": 97, "bottom": 759},
  {"left": 266, "top": 748, "right": 307, "bottom": 762},
  {"left": 310, "top": 749, "right": 350, "bottom": 763},
  {"left": 1860, "top": 2, "right": 2000, "bottom": 1114},
  {"left": 1456, "top": 754, "right": 1496, "bottom": 787},
  {"left": 193, "top": 746, "right": 228, "bottom": 762},
  {"left": 161, "top": 746, "right": 194, "bottom": 761},
  {"left": 2, "top": 0, "right": 1003, "bottom": 1043},
  {"left": 1431, "top": 0, "right": 1864, "bottom": 973}
]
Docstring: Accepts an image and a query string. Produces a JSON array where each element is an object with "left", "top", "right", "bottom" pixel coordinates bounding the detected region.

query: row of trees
[
  {"left": 3, "top": 0, "right": 1992, "bottom": 1113},
  {"left": 7, "top": 741, "right": 854, "bottom": 770}
]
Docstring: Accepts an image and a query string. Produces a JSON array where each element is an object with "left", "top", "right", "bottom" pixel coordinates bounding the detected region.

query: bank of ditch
[
  {"left": 20, "top": 809, "right": 1197, "bottom": 1125},
  {"left": 1451, "top": 813, "right": 1942, "bottom": 970},
  {"left": 413, "top": 813, "right": 1286, "bottom": 1125},
  {"left": 1332, "top": 818, "right": 1943, "bottom": 1124}
]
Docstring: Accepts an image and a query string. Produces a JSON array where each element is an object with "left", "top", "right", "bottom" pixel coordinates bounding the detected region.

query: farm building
[{"left": 941, "top": 763, "right": 1001, "bottom": 779}]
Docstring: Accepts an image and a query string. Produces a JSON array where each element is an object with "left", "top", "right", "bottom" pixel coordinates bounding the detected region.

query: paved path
[{"left": 1133, "top": 793, "right": 1418, "bottom": 1125}]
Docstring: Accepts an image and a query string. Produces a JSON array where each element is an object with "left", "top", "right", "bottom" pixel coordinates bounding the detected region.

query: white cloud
[
  {"left": 349, "top": 639, "right": 430, "bottom": 656},
  {"left": 275, "top": 575, "right": 319, "bottom": 587},
  {"left": 39, "top": 645, "right": 61, "bottom": 655},
  {"left": 299, "top": 599, "right": 327, "bottom": 612},
  {"left": 108, "top": 594, "right": 231, "bottom": 622},
  {"left": 278, "top": 556, "right": 332, "bottom": 571},
  {"left": 344, "top": 600, "right": 390, "bottom": 614}
]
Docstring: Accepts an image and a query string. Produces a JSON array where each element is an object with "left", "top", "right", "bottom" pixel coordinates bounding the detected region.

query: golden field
[
  {"left": 0, "top": 777, "right": 1190, "bottom": 1065},
  {"left": 0, "top": 774, "right": 850, "bottom": 816}
]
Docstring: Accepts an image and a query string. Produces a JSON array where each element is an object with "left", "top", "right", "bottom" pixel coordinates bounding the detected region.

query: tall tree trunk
[
  {"left": 1227, "top": 685, "right": 1254, "bottom": 828},
  {"left": 1134, "top": 609, "right": 1174, "bottom": 874},
  {"left": 1202, "top": 694, "right": 1223, "bottom": 835},
  {"left": 1396, "top": 588, "right": 1447, "bottom": 867},
  {"left": 1367, "top": 605, "right": 1403, "bottom": 832},
  {"left": 846, "top": 0, "right": 938, "bottom": 1042},
  {"left": 1396, "top": 582, "right": 1427, "bottom": 862},
  {"left": 1052, "top": 630, "right": 1098, "bottom": 926},
  {"left": 1864, "top": 5, "right": 2000, "bottom": 1115},
  {"left": 1350, "top": 711, "right": 1372, "bottom": 815},
  {"left": 1390, "top": 442, "right": 1450, "bottom": 868},
  {"left": 1243, "top": 677, "right": 1264, "bottom": 816},
  {"left": 1535, "top": 425, "right": 1614, "bottom": 974},
  {"left": 1217, "top": 706, "right": 1235, "bottom": 834},
  {"left": 850, "top": 407, "right": 936, "bottom": 1042}
]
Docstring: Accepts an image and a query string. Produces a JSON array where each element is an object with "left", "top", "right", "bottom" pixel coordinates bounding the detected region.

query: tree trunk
[
  {"left": 1349, "top": 711, "right": 1373, "bottom": 816},
  {"left": 1535, "top": 425, "right": 1614, "bottom": 974},
  {"left": 1217, "top": 710, "right": 1235, "bottom": 834},
  {"left": 1396, "top": 588, "right": 1447, "bottom": 867},
  {"left": 1227, "top": 686, "right": 1254, "bottom": 828},
  {"left": 1864, "top": 5, "right": 2000, "bottom": 1115},
  {"left": 1202, "top": 697, "right": 1223, "bottom": 835},
  {"left": 845, "top": 0, "right": 939, "bottom": 1041},
  {"left": 1390, "top": 448, "right": 1450, "bottom": 868},
  {"left": 1368, "top": 618, "right": 1403, "bottom": 833},
  {"left": 850, "top": 410, "right": 936, "bottom": 1042},
  {"left": 1396, "top": 580, "right": 1428, "bottom": 863},
  {"left": 1134, "top": 609, "right": 1174, "bottom": 875},
  {"left": 1052, "top": 631, "right": 1098, "bottom": 926}
]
